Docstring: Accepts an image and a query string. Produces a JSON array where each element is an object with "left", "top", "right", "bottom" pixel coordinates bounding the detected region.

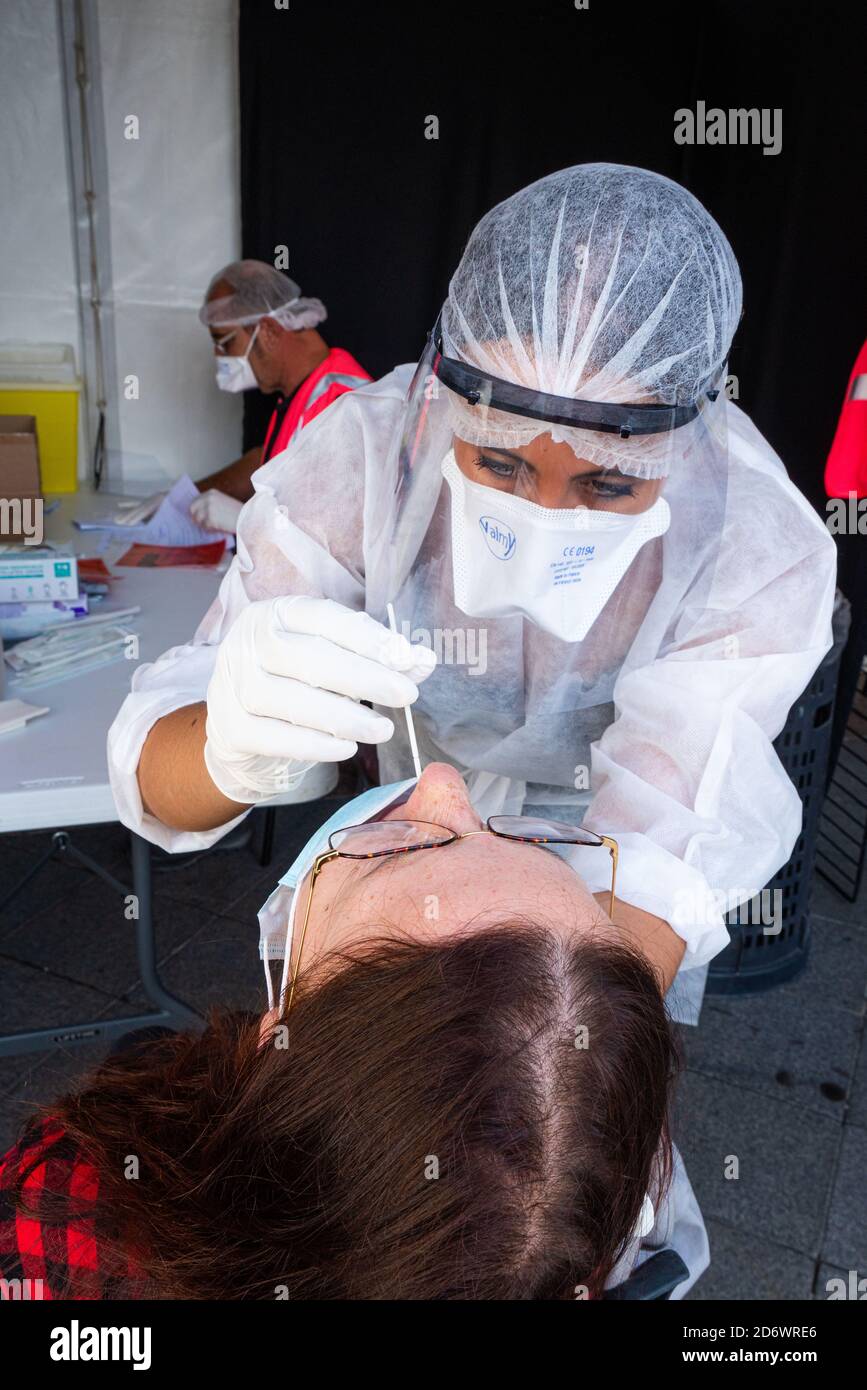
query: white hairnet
[
  {"left": 440, "top": 164, "right": 742, "bottom": 477},
  {"left": 199, "top": 259, "right": 327, "bottom": 331}
]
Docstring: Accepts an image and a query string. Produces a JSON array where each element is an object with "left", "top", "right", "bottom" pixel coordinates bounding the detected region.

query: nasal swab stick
[{"left": 386, "top": 602, "right": 422, "bottom": 780}]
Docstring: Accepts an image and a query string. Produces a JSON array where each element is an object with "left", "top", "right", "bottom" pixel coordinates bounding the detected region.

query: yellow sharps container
[{"left": 0, "top": 344, "right": 81, "bottom": 493}]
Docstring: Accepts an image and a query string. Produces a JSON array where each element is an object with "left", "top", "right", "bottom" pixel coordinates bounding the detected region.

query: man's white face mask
[
  {"left": 215, "top": 323, "right": 260, "bottom": 393},
  {"left": 441, "top": 449, "right": 671, "bottom": 643}
]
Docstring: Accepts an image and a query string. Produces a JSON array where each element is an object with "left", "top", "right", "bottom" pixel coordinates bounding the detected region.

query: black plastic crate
[{"left": 814, "top": 666, "right": 867, "bottom": 902}]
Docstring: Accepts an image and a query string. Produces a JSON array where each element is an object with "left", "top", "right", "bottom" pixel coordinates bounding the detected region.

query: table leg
[
  {"left": 131, "top": 832, "right": 203, "bottom": 1031},
  {"left": 0, "top": 829, "right": 203, "bottom": 1057}
]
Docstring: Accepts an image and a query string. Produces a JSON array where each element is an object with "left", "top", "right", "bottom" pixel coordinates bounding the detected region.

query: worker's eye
[
  {"left": 581, "top": 476, "right": 637, "bottom": 499},
  {"left": 475, "top": 453, "right": 517, "bottom": 479}
]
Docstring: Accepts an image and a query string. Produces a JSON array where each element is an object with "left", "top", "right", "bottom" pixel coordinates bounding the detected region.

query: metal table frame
[{"left": 0, "top": 828, "right": 205, "bottom": 1057}]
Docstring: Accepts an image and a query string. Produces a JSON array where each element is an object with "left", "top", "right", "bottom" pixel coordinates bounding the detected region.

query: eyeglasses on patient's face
[{"left": 285, "top": 815, "right": 618, "bottom": 1012}]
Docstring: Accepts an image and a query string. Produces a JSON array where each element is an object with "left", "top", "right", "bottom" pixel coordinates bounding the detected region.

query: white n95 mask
[
  {"left": 215, "top": 324, "right": 260, "bottom": 393},
  {"left": 441, "top": 450, "right": 670, "bottom": 643}
]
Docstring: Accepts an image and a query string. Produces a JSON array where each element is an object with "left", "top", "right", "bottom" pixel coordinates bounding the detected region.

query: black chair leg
[{"left": 259, "top": 806, "right": 277, "bottom": 867}]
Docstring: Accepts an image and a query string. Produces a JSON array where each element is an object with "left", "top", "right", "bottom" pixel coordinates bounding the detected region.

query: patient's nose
[{"left": 401, "top": 762, "right": 483, "bottom": 835}]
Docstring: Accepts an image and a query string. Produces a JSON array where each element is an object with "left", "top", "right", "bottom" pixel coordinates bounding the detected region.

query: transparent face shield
[
  {"left": 369, "top": 321, "right": 729, "bottom": 616},
  {"left": 434, "top": 324, "right": 717, "bottom": 445}
]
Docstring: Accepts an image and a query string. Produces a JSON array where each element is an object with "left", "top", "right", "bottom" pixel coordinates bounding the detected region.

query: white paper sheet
[{"left": 73, "top": 474, "right": 233, "bottom": 548}]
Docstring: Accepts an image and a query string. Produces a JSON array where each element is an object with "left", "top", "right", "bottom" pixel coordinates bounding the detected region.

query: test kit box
[
  {"left": 0, "top": 415, "right": 42, "bottom": 545},
  {"left": 0, "top": 548, "right": 79, "bottom": 603}
]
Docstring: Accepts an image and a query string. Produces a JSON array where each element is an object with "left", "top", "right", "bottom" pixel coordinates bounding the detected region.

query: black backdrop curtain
[{"left": 239, "top": 0, "right": 866, "bottom": 753}]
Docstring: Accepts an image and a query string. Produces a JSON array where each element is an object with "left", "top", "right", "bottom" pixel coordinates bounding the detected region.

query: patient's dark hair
[{"left": 15, "top": 926, "right": 678, "bottom": 1299}]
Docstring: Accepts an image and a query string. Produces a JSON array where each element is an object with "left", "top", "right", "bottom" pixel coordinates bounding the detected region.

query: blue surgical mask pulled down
[{"left": 258, "top": 778, "right": 418, "bottom": 1008}]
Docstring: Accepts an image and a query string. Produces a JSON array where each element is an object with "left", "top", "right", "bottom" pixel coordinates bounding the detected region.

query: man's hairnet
[
  {"left": 440, "top": 164, "right": 742, "bottom": 476},
  {"left": 199, "top": 260, "right": 327, "bottom": 331}
]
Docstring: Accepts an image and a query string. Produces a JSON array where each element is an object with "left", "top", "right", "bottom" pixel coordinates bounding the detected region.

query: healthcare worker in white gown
[{"left": 108, "top": 164, "right": 837, "bottom": 1297}]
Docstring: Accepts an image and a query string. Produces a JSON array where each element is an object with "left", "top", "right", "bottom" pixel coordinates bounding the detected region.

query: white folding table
[{"left": 0, "top": 488, "right": 336, "bottom": 1055}]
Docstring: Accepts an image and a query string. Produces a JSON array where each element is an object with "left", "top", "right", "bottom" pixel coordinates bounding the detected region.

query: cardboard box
[
  {"left": 0, "top": 345, "right": 80, "bottom": 493},
  {"left": 0, "top": 548, "right": 79, "bottom": 603},
  {"left": 0, "top": 415, "right": 43, "bottom": 545}
]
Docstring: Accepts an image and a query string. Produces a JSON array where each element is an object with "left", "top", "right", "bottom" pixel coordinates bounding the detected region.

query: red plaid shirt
[{"left": 0, "top": 1117, "right": 144, "bottom": 1300}]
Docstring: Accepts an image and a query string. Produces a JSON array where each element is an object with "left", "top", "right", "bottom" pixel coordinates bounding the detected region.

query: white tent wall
[
  {"left": 98, "top": 0, "right": 242, "bottom": 489},
  {"left": 0, "top": 0, "right": 86, "bottom": 464},
  {"left": 0, "top": 0, "right": 242, "bottom": 492}
]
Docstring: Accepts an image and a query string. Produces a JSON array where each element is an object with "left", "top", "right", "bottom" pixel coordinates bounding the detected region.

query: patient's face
[{"left": 287, "top": 762, "right": 615, "bottom": 979}]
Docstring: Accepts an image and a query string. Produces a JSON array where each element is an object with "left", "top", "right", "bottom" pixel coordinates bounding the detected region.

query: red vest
[
  {"left": 825, "top": 337, "right": 867, "bottom": 499},
  {"left": 262, "top": 347, "right": 372, "bottom": 461}
]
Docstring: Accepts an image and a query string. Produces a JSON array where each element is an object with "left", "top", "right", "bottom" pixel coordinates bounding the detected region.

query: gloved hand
[
  {"left": 204, "top": 595, "right": 437, "bottom": 804},
  {"left": 189, "top": 488, "right": 244, "bottom": 533},
  {"left": 113, "top": 492, "right": 167, "bottom": 526}
]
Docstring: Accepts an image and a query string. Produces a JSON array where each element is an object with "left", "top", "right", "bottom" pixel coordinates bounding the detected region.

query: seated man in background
[{"left": 119, "top": 260, "right": 371, "bottom": 533}]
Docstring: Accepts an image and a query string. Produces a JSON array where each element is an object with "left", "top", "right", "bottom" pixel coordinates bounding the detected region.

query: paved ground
[{"left": 0, "top": 800, "right": 864, "bottom": 1300}]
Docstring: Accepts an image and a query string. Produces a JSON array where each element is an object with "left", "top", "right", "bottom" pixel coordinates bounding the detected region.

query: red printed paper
[
  {"left": 77, "top": 557, "right": 116, "bottom": 583},
  {"left": 116, "top": 541, "right": 226, "bottom": 569}
]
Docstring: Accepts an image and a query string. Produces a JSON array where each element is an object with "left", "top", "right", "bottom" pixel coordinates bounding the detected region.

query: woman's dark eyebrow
[{"left": 481, "top": 447, "right": 631, "bottom": 483}]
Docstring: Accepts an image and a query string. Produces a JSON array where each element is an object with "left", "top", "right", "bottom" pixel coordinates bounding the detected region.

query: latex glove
[
  {"left": 113, "top": 492, "right": 166, "bottom": 526},
  {"left": 189, "top": 488, "right": 244, "bottom": 533},
  {"left": 204, "top": 595, "right": 437, "bottom": 804}
]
